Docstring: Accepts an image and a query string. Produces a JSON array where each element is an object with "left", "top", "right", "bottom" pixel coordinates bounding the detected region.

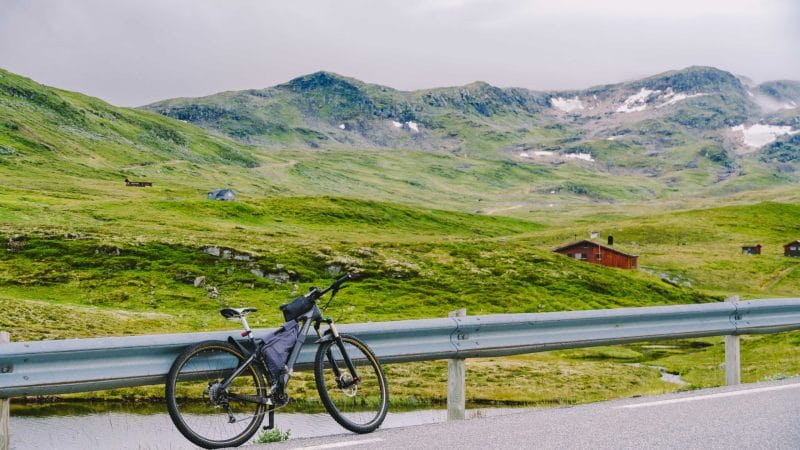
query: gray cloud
[{"left": 0, "top": 0, "right": 797, "bottom": 106}]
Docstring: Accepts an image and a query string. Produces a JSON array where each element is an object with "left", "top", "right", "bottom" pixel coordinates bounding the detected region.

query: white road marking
[
  {"left": 290, "top": 437, "right": 384, "bottom": 450},
  {"left": 617, "top": 383, "right": 800, "bottom": 409}
]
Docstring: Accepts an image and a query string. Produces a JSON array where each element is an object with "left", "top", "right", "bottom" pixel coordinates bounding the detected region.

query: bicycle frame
[
  {"left": 218, "top": 302, "right": 362, "bottom": 423},
  {"left": 280, "top": 304, "right": 361, "bottom": 389}
]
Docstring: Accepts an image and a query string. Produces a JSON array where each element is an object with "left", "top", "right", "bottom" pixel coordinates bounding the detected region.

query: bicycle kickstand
[{"left": 263, "top": 404, "right": 275, "bottom": 430}]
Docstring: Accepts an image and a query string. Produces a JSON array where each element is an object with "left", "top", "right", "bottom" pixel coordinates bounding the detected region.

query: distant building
[
  {"left": 554, "top": 240, "right": 638, "bottom": 270},
  {"left": 742, "top": 244, "right": 762, "bottom": 255},
  {"left": 207, "top": 189, "right": 236, "bottom": 201},
  {"left": 784, "top": 240, "right": 800, "bottom": 257},
  {"left": 124, "top": 178, "right": 152, "bottom": 187}
]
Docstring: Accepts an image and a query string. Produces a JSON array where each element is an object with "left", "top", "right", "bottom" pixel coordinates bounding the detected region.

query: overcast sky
[{"left": 1, "top": 0, "right": 798, "bottom": 106}]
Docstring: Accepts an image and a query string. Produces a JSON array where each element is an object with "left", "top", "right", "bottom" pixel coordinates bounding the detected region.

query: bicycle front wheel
[
  {"left": 165, "top": 341, "right": 267, "bottom": 449},
  {"left": 314, "top": 334, "right": 388, "bottom": 433}
]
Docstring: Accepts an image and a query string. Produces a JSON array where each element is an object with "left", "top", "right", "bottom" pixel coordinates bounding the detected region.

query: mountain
[
  {"left": 143, "top": 67, "right": 761, "bottom": 147},
  {"left": 753, "top": 80, "right": 800, "bottom": 111},
  {"left": 550, "top": 66, "right": 752, "bottom": 127},
  {"left": 143, "top": 66, "right": 800, "bottom": 197},
  {"left": 0, "top": 66, "right": 663, "bottom": 233},
  {"left": 0, "top": 68, "right": 260, "bottom": 188},
  {"left": 3, "top": 65, "right": 800, "bottom": 219},
  {"left": 143, "top": 71, "right": 553, "bottom": 155}
]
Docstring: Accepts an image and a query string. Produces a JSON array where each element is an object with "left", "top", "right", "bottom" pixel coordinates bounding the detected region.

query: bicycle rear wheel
[
  {"left": 165, "top": 341, "right": 267, "bottom": 449},
  {"left": 314, "top": 334, "right": 388, "bottom": 433}
]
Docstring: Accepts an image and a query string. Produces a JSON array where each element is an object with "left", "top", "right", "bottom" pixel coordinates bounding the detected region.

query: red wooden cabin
[
  {"left": 784, "top": 240, "right": 800, "bottom": 257},
  {"left": 742, "top": 244, "right": 762, "bottom": 255},
  {"left": 554, "top": 240, "right": 638, "bottom": 269}
]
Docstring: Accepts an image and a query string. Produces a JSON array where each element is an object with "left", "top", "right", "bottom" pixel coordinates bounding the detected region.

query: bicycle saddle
[{"left": 219, "top": 307, "right": 257, "bottom": 319}]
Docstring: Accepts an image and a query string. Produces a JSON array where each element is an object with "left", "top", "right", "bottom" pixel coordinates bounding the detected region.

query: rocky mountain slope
[
  {"left": 143, "top": 67, "right": 800, "bottom": 196},
  {"left": 2, "top": 65, "right": 799, "bottom": 219}
]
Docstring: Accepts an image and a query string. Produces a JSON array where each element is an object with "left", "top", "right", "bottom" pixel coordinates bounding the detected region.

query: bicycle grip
[{"left": 333, "top": 273, "right": 352, "bottom": 287}]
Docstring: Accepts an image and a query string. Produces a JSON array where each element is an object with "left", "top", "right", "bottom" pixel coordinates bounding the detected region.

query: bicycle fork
[{"left": 318, "top": 320, "right": 362, "bottom": 390}]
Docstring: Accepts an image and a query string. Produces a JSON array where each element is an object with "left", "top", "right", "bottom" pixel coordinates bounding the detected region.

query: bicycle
[{"left": 164, "top": 273, "right": 389, "bottom": 449}]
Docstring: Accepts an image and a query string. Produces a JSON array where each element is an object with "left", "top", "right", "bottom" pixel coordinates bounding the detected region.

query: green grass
[
  {"left": 0, "top": 227, "right": 716, "bottom": 340},
  {"left": 3, "top": 67, "right": 800, "bottom": 409},
  {"left": 255, "top": 428, "right": 291, "bottom": 443}
]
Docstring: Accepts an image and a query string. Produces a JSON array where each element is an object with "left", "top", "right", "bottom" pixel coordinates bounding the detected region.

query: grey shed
[{"left": 207, "top": 189, "right": 236, "bottom": 201}]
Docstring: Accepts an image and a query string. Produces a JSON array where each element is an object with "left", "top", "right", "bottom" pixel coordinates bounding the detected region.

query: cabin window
[
  {"left": 596, "top": 253, "right": 602, "bottom": 261},
  {"left": 574, "top": 253, "right": 585, "bottom": 260}
]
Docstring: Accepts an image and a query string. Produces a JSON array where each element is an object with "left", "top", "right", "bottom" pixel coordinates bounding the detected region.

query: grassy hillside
[
  {"left": 0, "top": 68, "right": 677, "bottom": 222},
  {"left": 143, "top": 67, "right": 800, "bottom": 206},
  {"left": 3, "top": 66, "right": 799, "bottom": 336},
  {"left": 3, "top": 67, "right": 800, "bottom": 407},
  {"left": 1, "top": 193, "right": 719, "bottom": 342},
  {"left": 0, "top": 69, "right": 258, "bottom": 169},
  {"left": 541, "top": 201, "right": 800, "bottom": 298}
]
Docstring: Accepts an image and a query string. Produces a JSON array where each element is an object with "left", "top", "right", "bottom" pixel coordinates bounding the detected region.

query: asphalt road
[{"left": 263, "top": 378, "right": 800, "bottom": 450}]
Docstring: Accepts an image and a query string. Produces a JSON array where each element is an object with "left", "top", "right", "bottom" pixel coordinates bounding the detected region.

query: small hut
[
  {"left": 207, "top": 189, "right": 236, "bottom": 201},
  {"left": 784, "top": 240, "right": 800, "bottom": 257},
  {"left": 742, "top": 244, "right": 762, "bottom": 255}
]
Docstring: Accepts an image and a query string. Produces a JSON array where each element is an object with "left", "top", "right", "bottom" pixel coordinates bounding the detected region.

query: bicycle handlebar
[{"left": 307, "top": 273, "right": 352, "bottom": 300}]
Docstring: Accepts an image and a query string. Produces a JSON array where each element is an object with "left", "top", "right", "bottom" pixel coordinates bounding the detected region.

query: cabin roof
[{"left": 553, "top": 240, "right": 638, "bottom": 258}]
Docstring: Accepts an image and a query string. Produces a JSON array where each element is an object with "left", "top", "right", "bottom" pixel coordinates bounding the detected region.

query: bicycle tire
[
  {"left": 165, "top": 340, "right": 267, "bottom": 449},
  {"left": 314, "top": 334, "right": 389, "bottom": 433}
]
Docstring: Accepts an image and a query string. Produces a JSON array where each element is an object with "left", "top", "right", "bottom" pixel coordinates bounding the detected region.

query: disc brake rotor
[{"left": 339, "top": 373, "right": 358, "bottom": 397}]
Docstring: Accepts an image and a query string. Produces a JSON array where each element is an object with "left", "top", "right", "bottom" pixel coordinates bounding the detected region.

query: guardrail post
[
  {"left": 1, "top": 331, "right": 10, "bottom": 450},
  {"left": 725, "top": 296, "right": 741, "bottom": 385},
  {"left": 448, "top": 309, "right": 466, "bottom": 421}
]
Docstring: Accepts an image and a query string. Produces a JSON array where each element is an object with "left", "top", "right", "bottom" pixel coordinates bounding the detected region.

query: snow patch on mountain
[
  {"left": 389, "top": 120, "right": 419, "bottom": 132},
  {"left": 731, "top": 124, "right": 799, "bottom": 148},
  {"left": 617, "top": 88, "right": 708, "bottom": 113},
  {"left": 564, "top": 153, "right": 594, "bottom": 161},
  {"left": 617, "top": 88, "right": 656, "bottom": 113},
  {"left": 655, "top": 90, "right": 708, "bottom": 108},
  {"left": 551, "top": 96, "right": 584, "bottom": 112},
  {"left": 520, "top": 151, "right": 594, "bottom": 162}
]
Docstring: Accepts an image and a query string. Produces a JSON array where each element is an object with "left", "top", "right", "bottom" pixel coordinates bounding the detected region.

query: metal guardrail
[{"left": 2, "top": 298, "right": 800, "bottom": 399}]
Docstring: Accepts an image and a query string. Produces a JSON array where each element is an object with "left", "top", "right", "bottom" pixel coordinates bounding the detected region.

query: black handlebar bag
[
  {"left": 280, "top": 295, "right": 314, "bottom": 322},
  {"left": 261, "top": 320, "right": 299, "bottom": 383}
]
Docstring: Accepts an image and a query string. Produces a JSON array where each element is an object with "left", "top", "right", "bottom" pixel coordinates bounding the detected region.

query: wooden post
[
  {"left": 448, "top": 309, "right": 466, "bottom": 421},
  {"left": 725, "top": 296, "right": 741, "bottom": 385},
  {"left": 1, "top": 331, "right": 9, "bottom": 450}
]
